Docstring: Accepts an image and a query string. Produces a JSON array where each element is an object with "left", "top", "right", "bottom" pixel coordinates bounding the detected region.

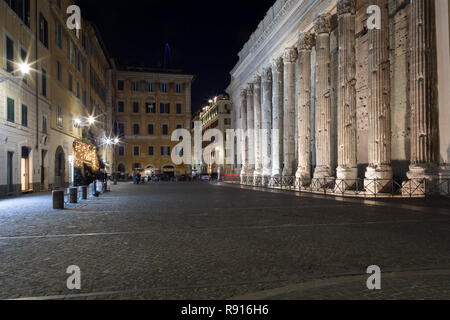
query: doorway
[
  {"left": 54, "top": 146, "right": 66, "bottom": 188},
  {"left": 21, "top": 147, "right": 32, "bottom": 192},
  {"left": 41, "top": 149, "right": 47, "bottom": 188},
  {"left": 7, "top": 151, "right": 14, "bottom": 193}
]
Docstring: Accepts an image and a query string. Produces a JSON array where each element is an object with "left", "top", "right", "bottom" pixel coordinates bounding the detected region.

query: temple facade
[{"left": 227, "top": 0, "right": 450, "bottom": 196}]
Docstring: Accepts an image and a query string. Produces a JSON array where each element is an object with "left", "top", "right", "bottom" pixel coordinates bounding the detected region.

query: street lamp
[{"left": 0, "top": 62, "right": 31, "bottom": 83}]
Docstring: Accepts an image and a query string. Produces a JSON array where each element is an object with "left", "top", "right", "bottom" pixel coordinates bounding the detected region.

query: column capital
[
  {"left": 283, "top": 47, "right": 298, "bottom": 63},
  {"left": 240, "top": 88, "right": 247, "bottom": 99},
  {"left": 271, "top": 56, "right": 284, "bottom": 73},
  {"left": 298, "top": 32, "right": 315, "bottom": 51},
  {"left": 337, "top": 0, "right": 356, "bottom": 16},
  {"left": 253, "top": 74, "right": 261, "bottom": 88},
  {"left": 314, "top": 13, "right": 332, "bottom": 34},
  {"left": 262, "top": 67, "right": 272, "bottom": 83},
  {"left": 246, "top": 83, "right": 254, "bottom": 96}
]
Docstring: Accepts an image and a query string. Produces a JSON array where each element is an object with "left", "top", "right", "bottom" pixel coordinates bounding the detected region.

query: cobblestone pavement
[{"left": 1, "top": 182, "right": 450, "bottom": 300}]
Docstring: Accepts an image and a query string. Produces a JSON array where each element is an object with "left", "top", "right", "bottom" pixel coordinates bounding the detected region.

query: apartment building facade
[
  {"left": 0, "top": 0, "right": 113, "bottom": 196},
  {"left": 114, "top": 66, "right": 194, "bottom": 178}
]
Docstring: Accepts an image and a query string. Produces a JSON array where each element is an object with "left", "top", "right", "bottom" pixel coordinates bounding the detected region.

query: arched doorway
[
  {"left": 144, "top": 165, "right": 156, "bottom": 176},
  {"left": 117, "top": 163, "right": 126, "bottom": 173},
  {"left": 54, "top": 146, "right": 66, "bottom": 189}
]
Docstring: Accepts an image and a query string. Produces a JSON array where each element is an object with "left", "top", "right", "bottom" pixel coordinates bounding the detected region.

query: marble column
[
  {"left": 336, "top": 0, "right": 358, "bottom": 191},
  {"left": 364, "top": 0, "right": 393, "bottom": 194},
  {"left": 262, "top": 67, "right": 273, "bottom": 185},
  {"left": 253, "top": 75, "right": 263, "bottom": 184},
  {"left": 313, "top": 14, "right": 334, "bottom": 185},
  {"left": 295, "top": 32, "right": 315, "bottom": 186},
  {"left": 406, "top": 0, "right": 438, "bottom": 184},
  {"left": 246, "top": 84, "right": 255, "bottom": 177},
  {"left": 271, "top": 57, "right": 284, "bottom": 182},
  {"left": 436, "top": 0, "right": 450, "bottom": 194},
  {"left": 282, "top": 47, "right": 298, "bottom": 177},
  {"left": 240, "top": 89, "right": 248, "bottom": 182}
]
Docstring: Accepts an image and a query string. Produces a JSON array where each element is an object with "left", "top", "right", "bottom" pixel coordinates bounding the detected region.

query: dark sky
[{"left": 75, "top": 0, "right": 275, "bottom": 112}]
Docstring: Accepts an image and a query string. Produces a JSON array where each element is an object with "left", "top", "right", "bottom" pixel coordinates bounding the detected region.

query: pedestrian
[
  {"left": 137, "top": 172, "right": 141, "bottom": 185},
  {"left": 133, "top": 171, "right": 137, "bottom": 184}
]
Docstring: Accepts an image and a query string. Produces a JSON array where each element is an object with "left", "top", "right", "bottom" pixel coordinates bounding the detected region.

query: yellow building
[
  {"left": 114, "top": 66, "right": 194, "bottom": 178},
  {"left": 0, "top": 0, "right": 113, "bottom": 196}
]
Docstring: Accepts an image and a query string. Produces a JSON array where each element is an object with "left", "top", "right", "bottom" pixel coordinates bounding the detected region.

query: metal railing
[{"left": 227, "top": 175, "right": 450, "bottom": 198}]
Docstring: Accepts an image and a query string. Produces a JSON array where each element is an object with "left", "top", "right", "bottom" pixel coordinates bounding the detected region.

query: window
[
  {"left": 117, "top": 80, "right": 124, "bottom": 91},
  {"left": 176, "top": 103, "right": 182, "bottom": 114},
  {"left": 118, "top": 123, "right": 125, "bottom": 137},
  {"left": 160, "top": 146, "right": 170, "bottom": 156},
  {"left": 82, "top": 90, "right": 87, "bottom": 106},
  {"left": 20, "top": 48, "right": 28, "bottom": 83},
  {"left": 132, "top": 163, "right": 141, "bottom": 170},
  {"left": 147, "top": 124, "right": 154, "bottom": 135},
  {"left": 162, "top": 124, "right": 169, "bottom": 136},
  {"left": 42, "top": 69, "right": 47, "bottom": 96},
  {"left": 57, "top": 106, "right": 63, "bottom": 128},
  {"left": 133, "top": 102, "right": 139, "bottom": 113},
  {"left": 131, "top": 81, "right": 140, "bottom": 91},
  {"left": 133, "top": 146, "right": 140, "bottom": 156},
  {"left": 146, "top": 82, "right": 155, "bottom": 92},
  {"left": 42, "top": 116, "right": 48, "bottom": 134},
  {"left": 160, "top": 103, "right": 170, "bottom": 114},
  {"left": 146, "top": 102, "right": 156, "bottom": 114},
  {"left": 118, "top": 146, "right": 125, "bottom": 157},
  {"left": 148, "top": 146, "right": 154, "bottom": 156},
  {"left": 76, "top": 51, "right": 81, "bottom": 72},
  {"left": 4, "top": 0, "right": 31, "bottom": 27},
  {"left": 55, "top": 20, "right": 62, "bottom": 48},
  {"left": 133, "top": 124, "right": 140, "bottom": 135},
  {"left": 57, "top": 61, "right": 62, "bottom": 81},
  {"left": 69, "top": 113, "right": 73, "bottom": 133},
  {"left": 67, "top": 37, "right": 72, "bottom": 61},
  {"left": 39, "top": 13, "right": 49, "bottom": 48},
  {"left": 82, "top": 59, "right": 86, "bottom": 80},
  {"left": 6, "top": 36, "right": 14, "bottom": 73},
  {"left": 21, "top": 104, "right": 28, "bottom": 127},
  {"left": 68, "top": 73, "right": 73, "bottom": 92},
  {"left": 224, "top": 118, "right": 232, "bottom": 125},
  {"left": 76, "top": 82, "right": 80, "bottom": 98},
  {"left": 176, "top": 124, "right": 182, "bottom": 130},
  {"left": 160, "top": 83, "right": 169, "bottom": 93},
  {"left": 7, "top": 97, "right": 14, "bottom": 123},
  {"left": 118, "top": 101, "right": 125, "bottom": 113},
  {"left": 175, "top": 83, "right": 184, "bottom": 94}
]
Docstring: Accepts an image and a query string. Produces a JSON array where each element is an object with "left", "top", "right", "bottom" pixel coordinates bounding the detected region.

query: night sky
[{"left": 75, "top": 0, "right": 275, "bottom": 112}]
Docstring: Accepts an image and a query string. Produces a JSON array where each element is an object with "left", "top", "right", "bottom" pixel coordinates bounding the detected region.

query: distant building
[
  {"left": 198, "top": 94, "right": 233, "bottom": 175},
  {"left": 113, "top": 65, "right": 194, "bottom": 178}
]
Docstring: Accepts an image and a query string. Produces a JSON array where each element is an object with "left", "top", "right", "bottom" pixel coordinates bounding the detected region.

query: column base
[
  {"left": 282, "top": 167, "right": 294, "bottom": 178},
  {"left": 312, "top": 166, "right": 335, "bottom": 190},
  {"left": 402, "top": 164, "right": 438, "bottom": 196},
  {"left": 335, "top": 166, "right": 358, "bottom": 192},
  {"left": 253, "top": 169, "right": 263, "bottom": 186},
  {"left": 364, "top": 165, "right": 393, "bottom": 194},
  {"left": 295, "top": 169, "right": 311, "bottom": 187},
  {"left": 438, "top": 165, "right": 450, "bottom": 195}
]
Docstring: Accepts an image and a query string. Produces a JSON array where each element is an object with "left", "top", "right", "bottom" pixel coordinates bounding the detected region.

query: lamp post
[{"left": 0, "top": 63, "right": 31, "bottom": 83}]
